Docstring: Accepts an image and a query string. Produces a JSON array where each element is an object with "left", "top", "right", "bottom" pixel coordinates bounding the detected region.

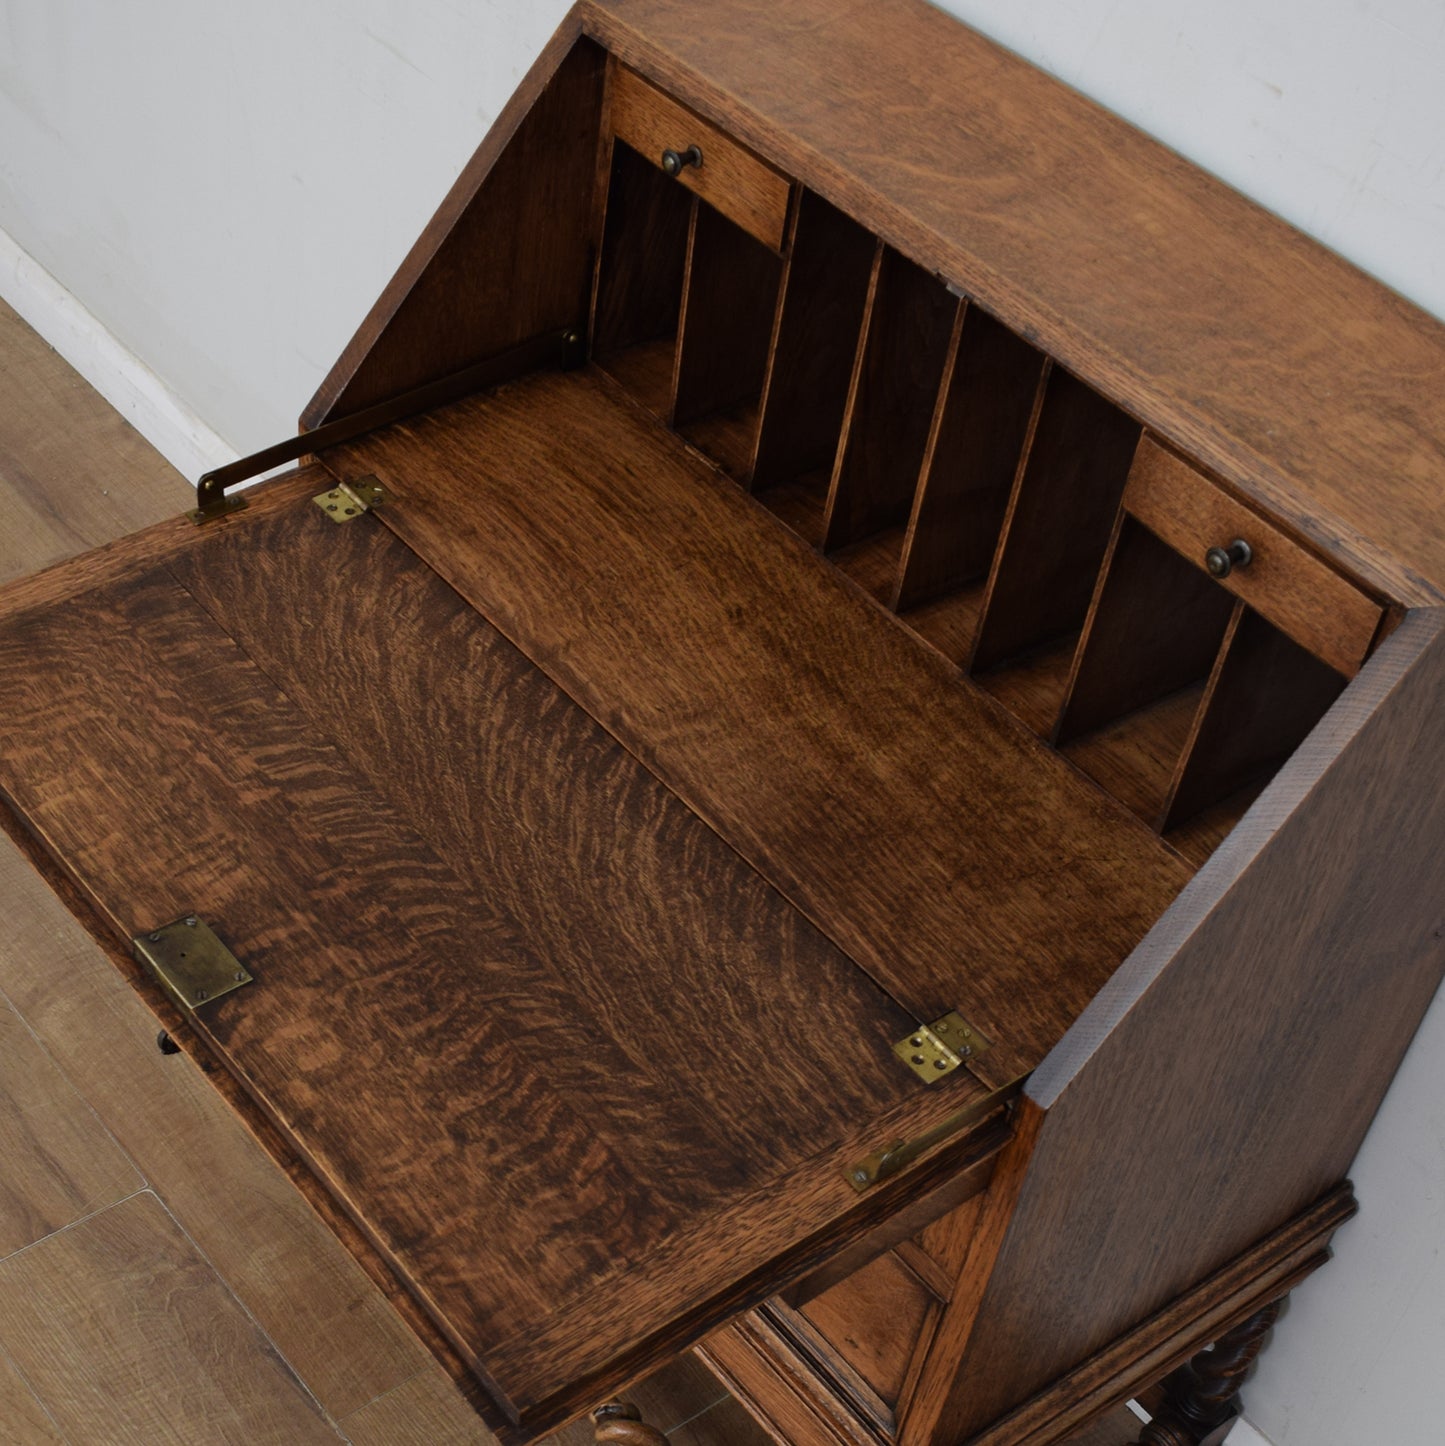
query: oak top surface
[{"left": 584, "top": 0, "right": 1445, "bottom": 604}]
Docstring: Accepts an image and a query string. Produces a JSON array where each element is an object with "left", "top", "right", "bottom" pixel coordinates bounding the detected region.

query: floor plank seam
[
  {"left": 0, "top": 1186, "right": 153, "bottom": 1268},
  {"left": 0, "top": 1335, "right": 74, "bottom": 1445},
  {"left": 331, "top": 1364, "right": 434, "bottom": 1432},
  {"left": 0, "top": 974, "right": 150, "bottom": 1194},
  {"left": 146, "top": 1189, "right": 348, "bottom": 1437}
]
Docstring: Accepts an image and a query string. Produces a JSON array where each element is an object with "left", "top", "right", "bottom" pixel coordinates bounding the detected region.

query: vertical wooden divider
[
  {"left": 590, "top": 141, "right": 695, "bottom": 415},
  {"left": 821, "top": 249, "right": 959, "bottom": 554},
  {"left": 1054, "top": 517, "right": 1237, "bottom": 744},
  {"left": 672, "top": 203, "right": 785, "bottom": 454},
  {"left": 970, "top": 371, "right": 1142, "bottom": 673},
  {"left": 751, "top": 195, "right": 878, "bottom": 493},
  {"left": 895, "top": 308, "right": 1047, "bottom": 612},
  {"left": 1160, "top": 608, "right": 1349, "bottom": 830}
]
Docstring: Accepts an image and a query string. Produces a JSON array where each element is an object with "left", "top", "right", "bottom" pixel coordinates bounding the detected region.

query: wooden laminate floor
[{"left": 0, "top": 295, "right": 1145, "bottom": 1445}]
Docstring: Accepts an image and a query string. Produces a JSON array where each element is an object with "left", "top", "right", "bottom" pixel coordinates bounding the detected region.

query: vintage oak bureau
[{"left": 2, "top": 2, "right": 1443, "bottom": 1444}]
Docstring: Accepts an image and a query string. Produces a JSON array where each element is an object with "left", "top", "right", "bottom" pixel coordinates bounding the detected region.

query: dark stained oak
[
  {"left": 327, "top": 370, "right": 1194, "bottom": 1085},
  {"left": 672, "top": 200, "right": 783, "bottom": 428},
  {"left": 1056, "top": 517, "right": 1235, "bottom": 745},
  {"left": 0, "top": 501, "right": 1002, "bottom": 1435},
  {"left": 972, "top": 369, "right": 1141, "bottom": 672},
  {"left": 908, "top": 609, "right": 1445, "bottom": 1441},
  {"left": 822, "top": 249, "right": 957, "bottom": 554},
  {"left": 1123, "top": 438, "right": 1383, "bottom": 678},
  {"left": 581, "top": 0, "right": 1445, "bottom": 606},
  {"left": 593, "top": 138, "right": 694, "bottom": 378},
  {"left": 608, "top": 63, "right": 792, "bottom": 251},
  {"left": 751, "top": 191, "right": 877, "bottom": 491},
  {"left": 895, "top": 304, "right": 1046, "bottom": 613},
  {"left": 1161, "top": 608, "right": 1348, "bottom": 830}
]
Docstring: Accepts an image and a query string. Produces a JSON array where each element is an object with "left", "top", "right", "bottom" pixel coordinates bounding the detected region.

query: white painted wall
[{"left": 2, "top": 3, "right": 1443, "bottom": 1443}]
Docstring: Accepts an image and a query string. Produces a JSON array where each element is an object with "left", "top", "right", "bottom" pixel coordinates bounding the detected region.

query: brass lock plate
[{"left": 133, "top": 917, "right": 252, "bottom": 1012}]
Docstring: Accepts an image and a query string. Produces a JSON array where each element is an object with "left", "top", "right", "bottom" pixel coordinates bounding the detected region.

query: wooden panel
[
  {"left": 306, "top": 31, "right": 603, "bottom": 423},
  {"left": 1056, "top": 517, "right": 1235, "bottom": 744},
  {"left": 610, "top": 64, "right": 792, "bottom": 250},
  {"left": 593, "top": 138, "right": 694, "bottom": 376},
  {"left": 822, "top": 250, "right": 958, "bottom": 554},
  {"left": 752, "top": 193, "right": 877, "bottom": 491},
  {"left": 963, "top": 1186, "right": 1353, "bottom": 1446},
  {"left": 582, "top": 0, "right": 1444, "bottom": 606},
  {"left": 799, "top": 1250, "right": 938, "bottom": 1406},
  {"left": 896, "top": 306, "right": 1046, "bottom": 611},
  {"left": 330, "top": 370, "right": 1193, "bottom": 1084},
  {"left": 0, "top": 1001, "right": 140, "bottom": 1257},
  {"left": 1162, "top": 609, "right": 1348, "bottom": 829},
  {"left": 673, "top": 202, "right": 783, "bottom": 428},
  {"left": 0, "top": 519, "right": 1001, "bottom": 1433},
  {"left": 972, "top": 370, "right": 1141, "bottom": 671},
  {"left": 911, "top": 608, "right": 1445, "bottom": 1440},
  {"left": 1126, "top": 438, "right": 1384, "bottom": 676},
  {"left": 0, "top": 1192, "right": 338, "bottom": 1444}
]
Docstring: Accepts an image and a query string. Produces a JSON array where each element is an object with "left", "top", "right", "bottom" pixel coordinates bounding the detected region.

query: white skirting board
[{"left": 0, "top": 225, "right": 237, "bottom": 484}]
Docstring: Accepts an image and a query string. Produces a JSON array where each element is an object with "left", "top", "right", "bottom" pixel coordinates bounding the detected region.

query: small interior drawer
[
  {"left": 608, "top": 63, "right": 792, "bottom": 249},
  {"left": 1124, "top": 437, "right": 1383, "bottom": 676}
]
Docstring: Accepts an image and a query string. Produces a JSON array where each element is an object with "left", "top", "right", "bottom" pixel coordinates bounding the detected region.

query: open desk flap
[{"left": 0, "top": 476, "right": 1005, "bottom": 1438}]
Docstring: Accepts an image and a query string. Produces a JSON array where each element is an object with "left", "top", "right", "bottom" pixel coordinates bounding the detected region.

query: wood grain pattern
[
  {"left": 609, "top": 64, "right": 792, "bottom": 251},
  {"left": 962, "top": 1185, "right": 1352, "bottom": 1446},
  {"left": 1056, "top": 518, "right": 1234, "bottom": 745},
  {"left": 1161, "top": 609, "right": 1348, "bottom": 830},
  {"left": 799, "top": 1250, "right": 938, "bottom": 1407},
  {"left": 0, "top": 297, "right": 188, "bottom": 586},
  {"left": 305, "top": 29, "right": 603, "bottom": 424},
  {"left": 672, "top": 201, "right": 783, "bottom": 428},
  {"left": 918, "top": 609, "right": 1445, "bottom": 1439},
  {"left": 972, "top": 368, "right": 1141, "bottom": 672},
  {"left": 822, "top": 249, "right": 957, "bottom": 554},
  {"left": 0, "top": 508, "right": 1004, "bottom": 1433},
  {"left": 0, "top": 1001, "right": 140, "bottom": 1259},
  {"left": 581, "top": 0, "right": 1443, "bottom": 606},
  {"left": 0, "top": 1192, "right": 338, "bottom": 1444},
  {"left": 593, "top": 138, "right": 694, "bottom": 371},
  {"left": 0, "top": 1347, "right": 63, "bottom": 1444},
  {"left": 0, "top": 827, "right": 437, "bottom": 1420},
  {"left": 751, "top": 192, "right": 877, "bottom": 492},
  {"left": 1125, "top": 438, "right": 1383, "bottom": 677},
  {"left": 896, "top": 305, "right": 1046, "bottom": 612},
  {"left": 329, "top": 370, "right": 1193, "bottom": 1086}
]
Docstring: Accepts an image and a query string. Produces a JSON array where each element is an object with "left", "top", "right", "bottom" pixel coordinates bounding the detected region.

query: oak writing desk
[{"left": 1, "top": 3, "right": 1443, "bottom": 1443}]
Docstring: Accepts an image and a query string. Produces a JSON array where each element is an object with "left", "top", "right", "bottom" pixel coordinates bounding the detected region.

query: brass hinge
[
  {"left": 132, "top": 916, "right": 252, "bottom": 1012},
  {"left": 894, "top": 1011, "right": 991, "bottom": 1083},
  {"left": 314, "top": 473, "right": 385, "bottom": 522}
]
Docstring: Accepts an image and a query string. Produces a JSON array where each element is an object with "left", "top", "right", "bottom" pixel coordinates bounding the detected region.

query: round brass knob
[
  {"left": 1204, "top": 538, "right": 1253, "bottom": 578},
  {"left": 660, "top": 144, "right": 702, "bottom": 177}
]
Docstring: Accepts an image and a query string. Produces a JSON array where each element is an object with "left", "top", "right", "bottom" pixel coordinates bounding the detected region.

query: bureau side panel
[
  {"left": 904, "top": 607, "right": 1445, "bottom": 1442},
  {"left": 302, "top": 16, "right": 603, "bottom": 426}
]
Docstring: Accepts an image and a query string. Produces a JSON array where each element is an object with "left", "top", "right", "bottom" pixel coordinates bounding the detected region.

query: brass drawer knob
[
  {"left": 660, "top": 143, "right": 702, "bottom": 177},
  {"left": 1205, "top": 538, "right": 1253, "bottom": 578}
]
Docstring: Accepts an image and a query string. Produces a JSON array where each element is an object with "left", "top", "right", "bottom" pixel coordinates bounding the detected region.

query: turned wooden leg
[
  {"left": 591, "top": 1400, "right": 667, "bottom": 1445},
  {"left": 1135, "top": 1298, "right": 1283, "bottom": 1446}
]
